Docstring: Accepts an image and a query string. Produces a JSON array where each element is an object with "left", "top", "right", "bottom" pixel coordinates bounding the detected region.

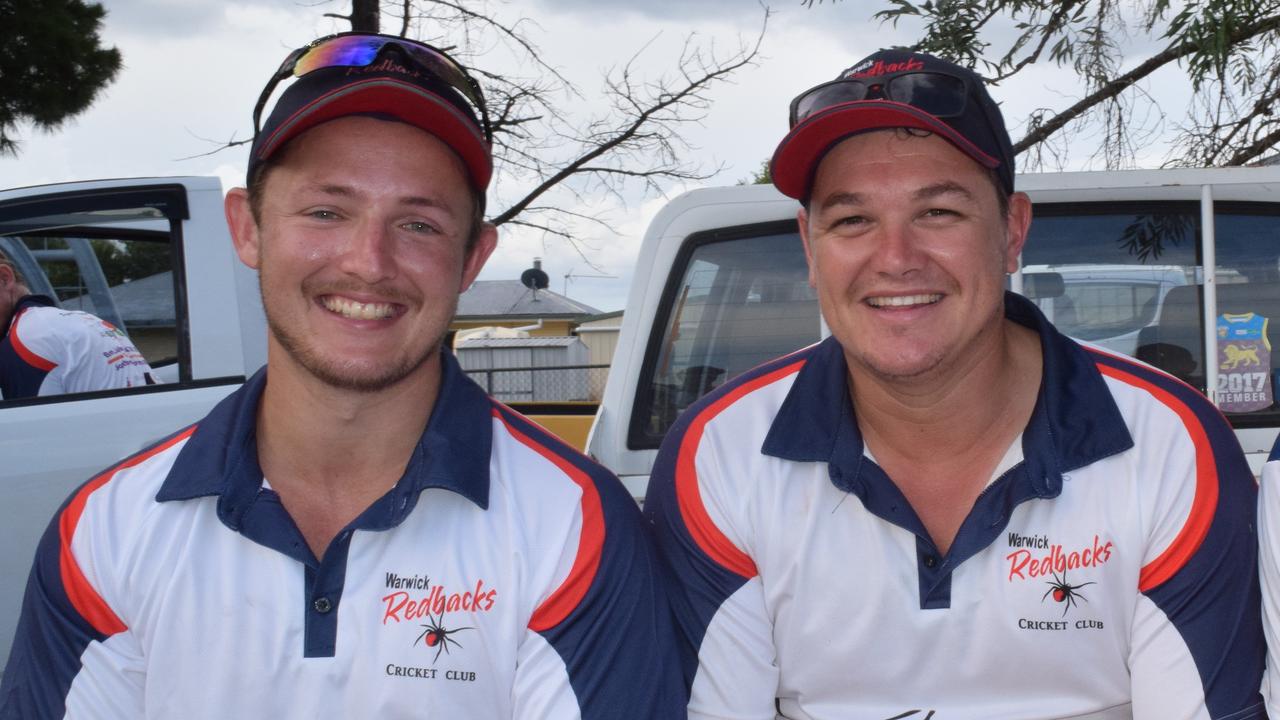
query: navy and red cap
[
  {"left": 770, "top": 48, "right": 1015, "bottom": 200},
  {"left": 247, "top": 56, "right": 492, "bottom": 193}
]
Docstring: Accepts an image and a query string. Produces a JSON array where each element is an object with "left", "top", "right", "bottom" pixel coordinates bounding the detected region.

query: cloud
[
  {"left": 536, "top": 0, "right": 750, "bottom": 21},
  {"left": 100, "top": 0, "right": 228, "bottom": 38}
]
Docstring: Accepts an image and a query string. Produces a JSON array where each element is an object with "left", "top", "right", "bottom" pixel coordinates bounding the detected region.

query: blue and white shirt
[
  {"left": 1259, "top": 438, "right": 1280, "bottom": 718},
  {"left": 647, "top": 292, "right": 1265, "bottom": 720},
  {"left": 0, "top": 295, "right": 155, "bottom": 401},
  {"left": 1, "top": 351, "right": 683, "bottom": 719}
]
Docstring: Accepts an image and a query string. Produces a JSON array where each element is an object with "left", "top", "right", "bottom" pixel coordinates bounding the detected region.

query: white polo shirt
[
  {"left": 1, "top": 352, "right": 683, "bottom": 719},
  {"left": 0, "top": 295, "right": 155, "bottom": 400},
  {"left": 646, "top": 293, "right": 1266, "bottom": 720},
  {"left": 1259, "top": 441, "right": 1280, "bottom": 717}
]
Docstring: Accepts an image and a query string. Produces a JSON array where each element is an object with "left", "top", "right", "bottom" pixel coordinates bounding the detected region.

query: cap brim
[
  {"left": 770, "top": 100, "right": 999, "bottom": 199},
  {"left": 255, "top": 78, "right": 492, "bottom": 190}
]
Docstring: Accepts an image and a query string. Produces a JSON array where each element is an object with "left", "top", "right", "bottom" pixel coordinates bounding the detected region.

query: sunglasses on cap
[
  {"left": 789, "top": 70, "right": 971, "bottom": 127},
  {"left": 251, "top": 32, "right": 492, "bottom": 142}
]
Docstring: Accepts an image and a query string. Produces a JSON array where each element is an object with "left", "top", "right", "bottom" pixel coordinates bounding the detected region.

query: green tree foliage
[
  {"left": 804, "top": 0, "right": 1280, "bottom": 168},
  {"left": 25, "top": 238, "right": 170, "bottom": 299},
  {"left": 738, "top": 160, "right": 773, "bottom": 185},
  {"left": 0, "top": 0, "right": 122, "bottom": 155}
]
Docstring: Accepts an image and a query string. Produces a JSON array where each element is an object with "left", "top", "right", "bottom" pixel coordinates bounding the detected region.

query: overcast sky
[{"left": 1, "top": 0, "right": 1192, "bottom": 311}]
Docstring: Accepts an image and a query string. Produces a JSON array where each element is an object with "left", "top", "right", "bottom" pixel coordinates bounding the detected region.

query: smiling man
[
  {"left": 1, "top": 33, "right": 681, "bottom": 719},
  {"left": 645, "top": 48, "right": 1266, "bottom": 719}
]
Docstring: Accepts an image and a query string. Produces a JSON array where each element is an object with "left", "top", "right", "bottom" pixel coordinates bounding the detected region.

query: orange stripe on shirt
[
  {"left": 1095, "top": 362, "right": 1219, "bottom": 592},
  {"left": 58, "top": 427, "right": 197, "bottom": 636},
  {"left": 676, "top": 360, "right": 807, "bottom": 580},
  {"left": 10, "top": 308, "right": 57, "bottom": 372},
  {"left": 493, "top": 409, "right": 605, "bottom": 633}
]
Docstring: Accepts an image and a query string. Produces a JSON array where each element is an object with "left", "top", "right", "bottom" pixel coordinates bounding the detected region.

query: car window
[
  {"left": 629, "top": 226, "right": 819, "bottom": 448},
  {"left": 0, "top": 187, "right": 187, "bottom": 404},
  {"left": 1024, "top": 201, "right": 1280, "bottom": 426}
]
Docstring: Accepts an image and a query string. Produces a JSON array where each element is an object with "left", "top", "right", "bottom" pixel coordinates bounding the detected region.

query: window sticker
[{"left": 1216, "top": 312, "right": 1272, "bottom": 412}]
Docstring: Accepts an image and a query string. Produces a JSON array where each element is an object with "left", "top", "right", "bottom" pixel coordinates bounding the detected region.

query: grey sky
[
  {"left": 537, "top": 0, "right": 770, "bottom": 21},
  {"left": 100, "top": 0, "right": 230, "bottom": 38}
]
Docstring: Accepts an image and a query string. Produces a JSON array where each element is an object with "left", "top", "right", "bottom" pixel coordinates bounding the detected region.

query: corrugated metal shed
[
  {"left": 456, "top": 336, "right": 591, "bottom": 402},
  {"left": 574, "top": 310, "right": 623, "bottom": 399}
]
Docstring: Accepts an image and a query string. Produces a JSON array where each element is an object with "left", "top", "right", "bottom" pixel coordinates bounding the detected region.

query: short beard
[{"left": 259, "top": 284, "right": 447, "bottom": 394}]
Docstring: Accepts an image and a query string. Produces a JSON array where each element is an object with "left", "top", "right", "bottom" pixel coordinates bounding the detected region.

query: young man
[
  {"left": 1, "top": 33, "right": 681, "bottom": 718},
  {"left": 646, "top": 48, "right": 1266, "bottom": 719},
  {"left": 0, "top": 250, "right": 156, "bottom": 400}
]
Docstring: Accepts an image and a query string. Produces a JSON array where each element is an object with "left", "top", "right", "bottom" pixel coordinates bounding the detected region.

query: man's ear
[
  {"left": 225, "top": 188, "right": 262, "bottom": 270},
  {"left": 460, "top": 223, "right": 499, "bottom": 291},
  {"left": 1003, "top": 192, "right": 1034, "bottom": 273},
  {"left": 797, "top": 206, "right": 818, "bottom": 289}
]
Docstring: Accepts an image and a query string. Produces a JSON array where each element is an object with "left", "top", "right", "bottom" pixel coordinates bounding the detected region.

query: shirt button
[
  {"left": 923, "top": 555, "right": 938, "bottom": 569},
  {"left": 313, "top": 597, "right": 333, "bottom": 614}
]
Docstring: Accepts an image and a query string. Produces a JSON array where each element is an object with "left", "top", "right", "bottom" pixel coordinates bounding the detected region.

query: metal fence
[{"left": 465, "top": 364, "right": 611, "bottom": 403}]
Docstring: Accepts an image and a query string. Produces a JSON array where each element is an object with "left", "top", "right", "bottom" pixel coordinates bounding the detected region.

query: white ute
[{"left": 0, "top": 177, "right": 266, "bottom": 671}]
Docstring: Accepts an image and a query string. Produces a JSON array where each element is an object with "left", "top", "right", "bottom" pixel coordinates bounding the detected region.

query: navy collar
[
  {"left": 3, "top": 294, "right": 56, "bottom": 339},
  {"left": 157, "top": 348, "right": 494, "bottom": 526},
  {"left": 761, "top": 291, "right": 1134, "bottom": 496}
]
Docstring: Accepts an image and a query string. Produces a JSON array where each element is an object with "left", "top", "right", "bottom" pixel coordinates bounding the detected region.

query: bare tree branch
[{"left": 490, "top": 11, "right": 768, "bottom": 226}]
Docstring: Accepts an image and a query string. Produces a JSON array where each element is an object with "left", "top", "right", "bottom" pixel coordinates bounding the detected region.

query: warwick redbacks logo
[
  {"left": 1007, "top": 532, "right": 1110, "bottom": 630},
  {"left": 382, "top": 572, "right": 498, "bottom": 663},
  {"left": 1005, "top": 532, "right": 1112, "bottom": 584}
]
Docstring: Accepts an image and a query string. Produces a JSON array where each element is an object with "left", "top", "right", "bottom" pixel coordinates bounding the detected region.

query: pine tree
[{"left": 0, "top": 0, "right": 121, "bottom": 155}]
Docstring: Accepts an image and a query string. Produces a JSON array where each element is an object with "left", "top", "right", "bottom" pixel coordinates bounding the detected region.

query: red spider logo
[
  {"left": 1042, "top": 571, "right": 1096, "bottom": 616},
  {"left": 414, "top": 614, "right": 474, "bottom": 663}
]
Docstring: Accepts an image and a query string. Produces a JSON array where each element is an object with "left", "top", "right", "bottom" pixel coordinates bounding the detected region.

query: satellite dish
[{"left": 521, "top": 267, "right": 550, "bottom": 290}]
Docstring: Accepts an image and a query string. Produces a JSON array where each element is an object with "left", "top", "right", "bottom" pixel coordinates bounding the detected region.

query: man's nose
[
  {"left": 339, "top": 219, "right": 397, "bottom": 283},
  {"left": 873, "top": 221, "right": 925, "bottom": 275}
]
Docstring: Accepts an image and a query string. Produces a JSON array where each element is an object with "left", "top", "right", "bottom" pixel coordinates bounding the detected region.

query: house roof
[
  {"left": 456, "top": 280, "right": 601, "bottom": 319},
  {"left": 63, "top": 270, "right": 175, "bottom": 327},
  {"left": 580, "top": 309, "right": 623, "bottom": 323},
  {"left": 456, "top": 336, "right": 585, "bottom": 349}
]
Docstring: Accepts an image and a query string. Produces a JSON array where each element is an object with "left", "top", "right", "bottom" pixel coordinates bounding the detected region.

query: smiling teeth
[
  {"left": 323, "top": 297, "right": 395, "bottom": 320},
  {"left": 867, "top": 294, "right": 942, "bottom": 308}
]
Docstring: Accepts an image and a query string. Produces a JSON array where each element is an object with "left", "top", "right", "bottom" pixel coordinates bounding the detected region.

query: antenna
[{"left": 563, "top": 267, "right": 617, "bottom": 296}]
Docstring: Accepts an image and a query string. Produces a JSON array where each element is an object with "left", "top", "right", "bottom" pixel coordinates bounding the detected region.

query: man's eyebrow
[
  {"left": 818, "top": 192, "right": 865, "bottom": 212},
  {"left": 914, "top": 181, "right": 976, "bottom": 202},
  {"left": 303, "top": 185, "right": 456, "bottom": 217},
  {"left": 307, "top": 183, "right": 355, "bottom": 198},
  {"left": 401, "top": 196, "right": 457, "bottom": 217}
]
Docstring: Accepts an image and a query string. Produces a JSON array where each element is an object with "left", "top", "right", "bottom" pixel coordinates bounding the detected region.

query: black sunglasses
[{"left": 789, "top": 70, "right": 971, "bottom": 127}]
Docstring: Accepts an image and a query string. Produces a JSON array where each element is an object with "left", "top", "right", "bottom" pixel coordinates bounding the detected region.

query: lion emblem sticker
[{"left": 1217, "top": 312, "right": 1272, "bottom": 413}]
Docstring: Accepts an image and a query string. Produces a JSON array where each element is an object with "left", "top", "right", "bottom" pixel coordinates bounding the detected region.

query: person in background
[{"left": 0, "top": 248, "right": 156, "bottom": 400}]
